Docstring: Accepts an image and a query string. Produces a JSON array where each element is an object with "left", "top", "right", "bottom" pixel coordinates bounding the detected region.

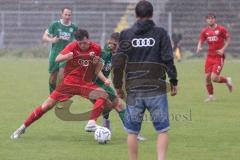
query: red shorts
[
  {"left": 205, "top": 56, "right": 224, "bottom": 75},
  {"left": 50, "top": 80, "right": 107, "bottom": 102}
]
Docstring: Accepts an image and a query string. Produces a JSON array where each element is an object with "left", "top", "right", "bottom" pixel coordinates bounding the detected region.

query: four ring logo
[
  {"left": 207, "top": 36, "right": 218, "bottom": 42},
  {"left": 132, "top": 38, "right": 155, "bottom": 47}
]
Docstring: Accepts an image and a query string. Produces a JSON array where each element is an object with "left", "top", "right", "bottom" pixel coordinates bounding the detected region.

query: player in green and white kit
[
  {"left": 97, "top": 34, "right": 126, "bottom": 126},
  {"left": 42, "top": 7, "right": 77, "bottom": 93},
  {"left": 84, "top": 33, "right": 145, "bottom": 141},
  {"left": 84, "top": 32, "right": 125, "bottom": 132}
]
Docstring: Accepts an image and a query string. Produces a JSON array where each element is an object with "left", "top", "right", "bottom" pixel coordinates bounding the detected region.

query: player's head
[
  {"left": 107, "top": 32, "right": 120, "bottom": 53},
  {"left": 74, "top": 29, "right": 90, "bottom": 51},
  {"left": 205, "top": 13, "right": 216, "bottom": 27},
  {"left": 61, "top": 7, "right": 72, "bottom": 24},
  {"left": 135, "top": 0, "right": 153, "bottom": 19}
]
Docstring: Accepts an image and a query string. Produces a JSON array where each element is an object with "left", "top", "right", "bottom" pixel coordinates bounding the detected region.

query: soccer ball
[{"left": 94, "top": 127, "right": 111, "bottom": 144}]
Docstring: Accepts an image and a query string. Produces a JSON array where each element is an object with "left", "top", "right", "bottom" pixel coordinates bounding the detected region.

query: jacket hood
[{"left": 132, "top": 19, "right": 155, "bottom": 35}]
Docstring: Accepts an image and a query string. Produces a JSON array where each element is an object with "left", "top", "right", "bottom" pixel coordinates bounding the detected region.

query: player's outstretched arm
[
  {"left": 97, "top": 69, "right": 111, "bottom": 87},
  {"left": 55, "top": 52, "right": 73, "bottom": 62},
  {"left": 97, "top": 71, "right": 111, "bottom": 86},
  {"left": 94, "top": 61, "right": 110, "bottom": 86}
]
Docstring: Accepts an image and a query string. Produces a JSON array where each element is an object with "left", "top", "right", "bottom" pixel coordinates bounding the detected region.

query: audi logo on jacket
[
  {"left": 112, "top": 19, "right": 178, "bottom": 93},
  {"left": 131, "top": 38, "right": 155, "bottom": 47}
]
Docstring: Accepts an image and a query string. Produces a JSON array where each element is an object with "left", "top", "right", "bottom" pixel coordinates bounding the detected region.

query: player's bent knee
[
  {"left": 104, "top": 99, "right": 113, "bottom": 109},
  {"left": 211, "top": 75, "right": 219, "bottom": 82},
  {"left": 41, "top": 98, "right": 57, "bottom": 112},
  {"left": 89, "top": 88, "right": 109, "bottom": 100},
  {"left": 112, "top": 98, "right": 119, "bottom": 107}
]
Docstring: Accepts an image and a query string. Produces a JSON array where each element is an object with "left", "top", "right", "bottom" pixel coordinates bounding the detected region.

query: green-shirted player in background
[
  {"left": 42, "top": 7, "right": 78, "bottom": 93},
  {"left": 84, "top": 32, "right": 145, "bottom": 141}
]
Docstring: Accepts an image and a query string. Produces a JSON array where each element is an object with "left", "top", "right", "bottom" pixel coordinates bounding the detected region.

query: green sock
[
  {"left": 118, "top": 109, "right": 125, "bottom": 124},
  {"left": 49, "top": 83, "right": 56, "bottom": 93}
]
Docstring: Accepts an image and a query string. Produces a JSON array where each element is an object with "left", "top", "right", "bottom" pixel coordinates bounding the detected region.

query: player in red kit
[
  {"left": 197, "top": 13, "right": 233, "bottom": 102},
  {"left": 11, "top": 29, "right": 111, "bottom": 139}
]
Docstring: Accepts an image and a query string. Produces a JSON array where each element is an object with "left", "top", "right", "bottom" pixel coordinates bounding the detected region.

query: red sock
[
  {"left": 219, "top": 76, "right": 227, "bottom": 83},
  {"left": 90, "top": 98, "right": 106, "bottom": 121},
  {"left": 206, "top": 84, "right": 214, "bottom": 95},
  {"left": 24, "top": 106, "right": 45, "bottom": 127}
]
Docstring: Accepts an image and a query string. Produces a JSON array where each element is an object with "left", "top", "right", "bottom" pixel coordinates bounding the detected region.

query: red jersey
[
  {"left": 60, "top": 40, "right": 101, "bottom": 84},
  {"left": 199, "top": 25, "right": 229, "bottom": 57}
]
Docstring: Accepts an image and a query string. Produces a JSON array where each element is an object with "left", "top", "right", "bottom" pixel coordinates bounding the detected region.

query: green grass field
[{"left": 0, "top": 58, "right": 239, "bottom": 160}]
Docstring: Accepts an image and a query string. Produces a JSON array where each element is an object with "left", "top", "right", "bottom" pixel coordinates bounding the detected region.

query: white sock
[{"left": 20, "top": 124, "right": 26, "bottom": 130}]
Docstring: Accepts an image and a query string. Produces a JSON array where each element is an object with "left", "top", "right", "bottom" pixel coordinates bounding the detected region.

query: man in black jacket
[{"left": 112, "top": 1, "right": 178, "bottom": 160}]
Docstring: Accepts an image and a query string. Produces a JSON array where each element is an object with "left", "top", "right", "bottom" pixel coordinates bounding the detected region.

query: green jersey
[
  {"left": 94, "top": 44, "right": 116, "bottom": 101},
  {"left": 47, "top": 19, "right": 77, "bottom": 59},
  {"left": 95, "top": 44, "right": 112, "bottom": 85},
  {"left": 47, "top": 19, "right": 77, "bottom": 73}
]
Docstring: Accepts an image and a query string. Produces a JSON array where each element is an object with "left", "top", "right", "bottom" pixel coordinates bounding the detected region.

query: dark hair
[
  {"left": 61, "top": 7, "right": 72, "bottom": 13},
  {"left": 110, "top": 32, "right": 120, "bottom": 42},
  {"left": 74, "top": 29, "right": 89, "bottom": 41},
  {"left": 206, "top": 13, "right": 216, "bottom": 19},
  {"left": 135, "top": 0, "right": 153, "bottom": 18}
]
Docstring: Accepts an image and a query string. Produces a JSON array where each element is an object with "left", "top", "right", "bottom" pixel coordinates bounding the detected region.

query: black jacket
[{"left": 112, "top": 19, "right": 178, "bottom": 94}]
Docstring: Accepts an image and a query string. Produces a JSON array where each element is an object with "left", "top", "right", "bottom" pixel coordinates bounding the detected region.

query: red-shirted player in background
[
  {"left": 11, "top": 29, "right": 111, "bottom": 139},
  {"left": 197, "top": 13, "right": 233, "bottom": 102}
]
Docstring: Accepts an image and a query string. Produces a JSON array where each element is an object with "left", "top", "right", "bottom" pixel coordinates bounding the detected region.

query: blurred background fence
[{"left": 0, "top": 0, "right": 239, "bottom": 57}]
